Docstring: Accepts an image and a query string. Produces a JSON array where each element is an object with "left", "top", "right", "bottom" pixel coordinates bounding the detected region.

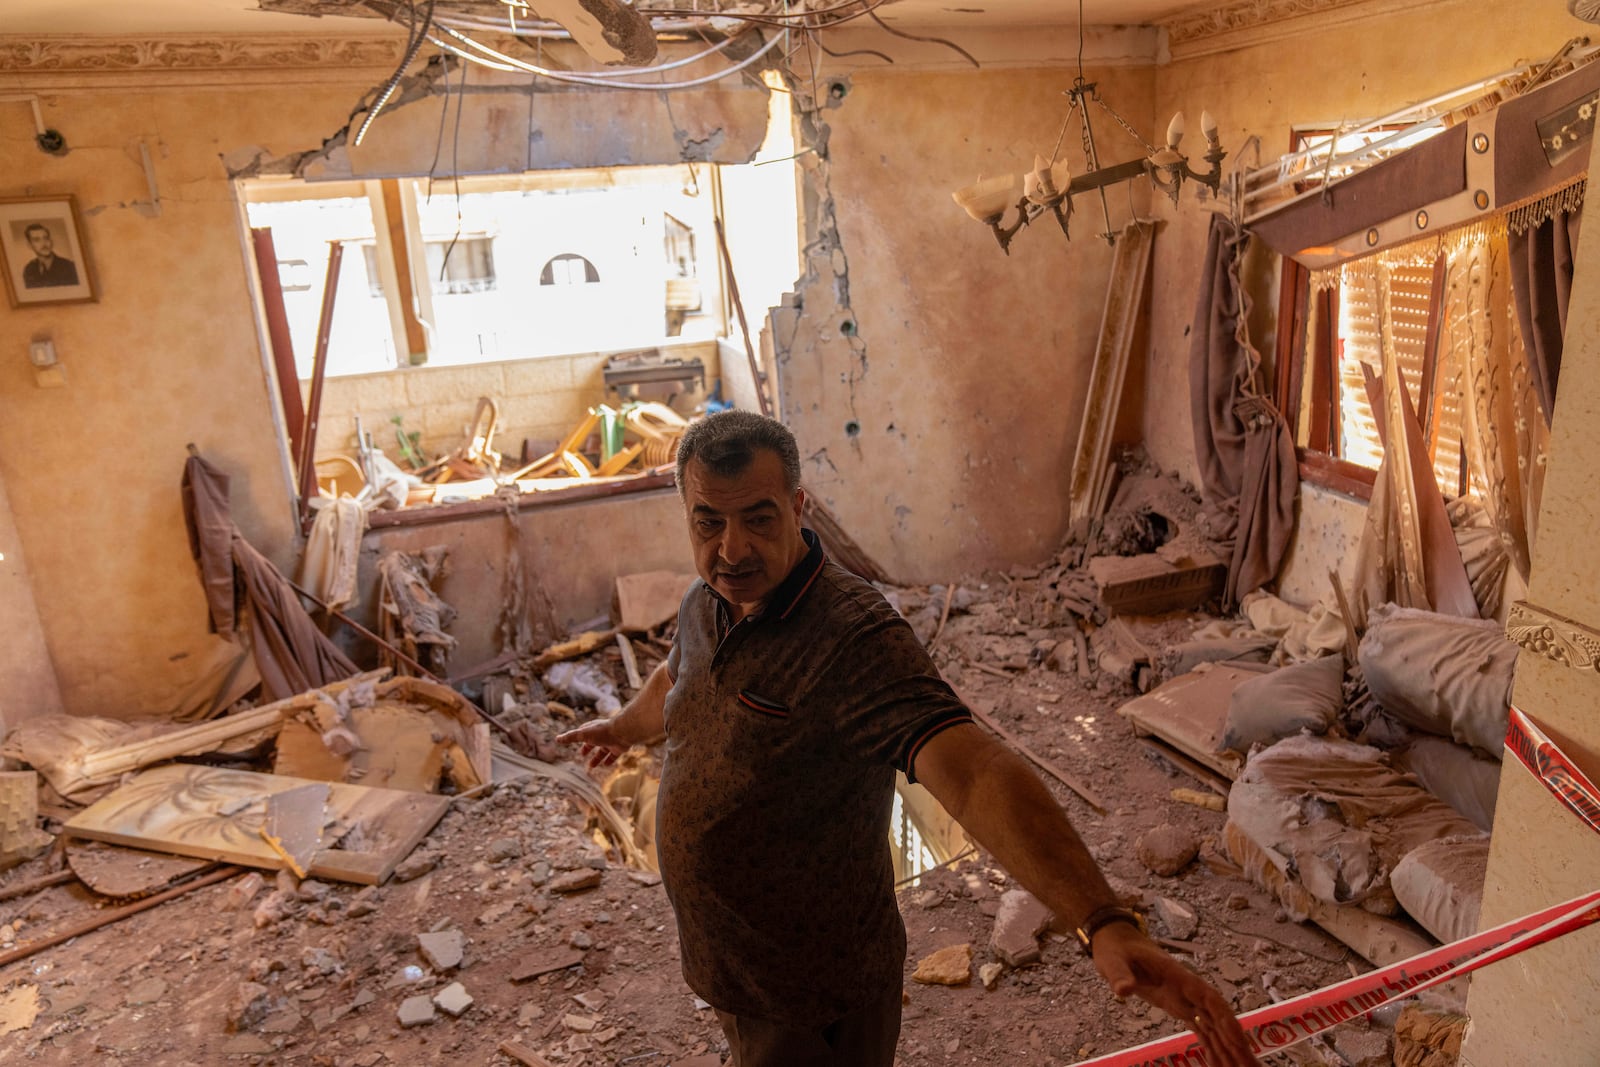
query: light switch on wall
[{"left": 28, "top": 339, "right": 57, "bottom": 368}]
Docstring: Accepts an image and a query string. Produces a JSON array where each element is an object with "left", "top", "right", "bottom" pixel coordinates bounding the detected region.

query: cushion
[{"left": 1222, "top": 652, "right": 1345, "bottom": 752}]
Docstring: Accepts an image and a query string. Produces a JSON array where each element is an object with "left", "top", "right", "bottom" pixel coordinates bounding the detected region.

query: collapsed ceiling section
[{"left": 256, "top": 0, "right": 971, "bottom": 72}]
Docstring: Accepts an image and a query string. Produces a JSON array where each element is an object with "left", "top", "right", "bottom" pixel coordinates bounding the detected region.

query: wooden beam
[
  {"left": 365, "top": 470, "right": 677, "bottom": 529},
  {"left": 296, "top": 240, "right": 345, "bottom": 530},
  {"left": 249, "top": 227, "right": 305, "bottom": 462},
  {"left": 380, "top": 178, "right": 428, "bottom": 364}
]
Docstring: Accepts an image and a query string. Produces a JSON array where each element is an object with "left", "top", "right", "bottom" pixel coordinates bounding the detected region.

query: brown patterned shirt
[{"left": 659, "top": 529, "right": 972, "bottom": 1026}]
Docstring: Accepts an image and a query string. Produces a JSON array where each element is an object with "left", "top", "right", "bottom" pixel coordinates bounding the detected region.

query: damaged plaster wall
[
  {"left": 1140, "top": 0, "right": 1579, "bottom": 603},
  {"left": 357, "top": 489, "right": 698, "bottom": 670},
  {"left": 0, "top": 43, "right": 771, "bottom": 720},
  {"left": 0, "top": 463, "right": 66, "bottom": 731},
  {"left": 775, "top": 63, "right": 1155, "bottom": 584}
]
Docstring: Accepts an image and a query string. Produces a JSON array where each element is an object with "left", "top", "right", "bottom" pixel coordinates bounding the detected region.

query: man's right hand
[{"left": 556, "top": 717, "right": 631, "bottom": 769}]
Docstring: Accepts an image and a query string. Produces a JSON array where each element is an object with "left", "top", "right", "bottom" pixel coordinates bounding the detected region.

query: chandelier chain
[{"left": 1094, "top": 96, "right": 1156, "bottom": 154}]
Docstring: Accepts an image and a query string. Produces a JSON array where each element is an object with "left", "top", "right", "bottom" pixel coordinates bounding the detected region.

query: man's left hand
[{"left": 1091, "top": 922, "right": 1261, "bottom": 1066}]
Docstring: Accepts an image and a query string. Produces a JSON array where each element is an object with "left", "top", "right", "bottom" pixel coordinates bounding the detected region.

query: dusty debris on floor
[{"left": 0, "top": 461, "right": 1505, "bottom": 1064}]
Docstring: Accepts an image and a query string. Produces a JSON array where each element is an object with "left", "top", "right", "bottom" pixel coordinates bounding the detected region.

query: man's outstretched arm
[
  {"left": 556, "top": 659, "right": 671, "bottom": 767},
  {"left": 914, "top": 722, "right": 1260, "bottom": 1067}
]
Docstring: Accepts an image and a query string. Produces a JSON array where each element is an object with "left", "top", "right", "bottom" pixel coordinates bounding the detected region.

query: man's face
[
  {"left": 26, "top": 230, "right": 52, "bottom": 258},
  {"left": 681, "top": 450, "right": 807, "bottom": 613}
]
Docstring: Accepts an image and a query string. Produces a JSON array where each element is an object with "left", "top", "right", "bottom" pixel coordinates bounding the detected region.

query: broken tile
[
  {"left": 510, "top": 947, "right": 585, "bottom": 983},
  {"left": 564, "top": 1012, "right": 599, "bottom": 1032},
  {"left": 911, "top": 943, "right": 972, "bottom": 986},
  {"left": 432, "top": 981, "right": 473, "bottom": 1017},
  {"left": 417, "top": 929, "right": 465, "bottom": 971},
  {"left": 0, "top": 985, "right": 40, "bottom": 1036},
  {"left": 572, "top": 990, "right": 607, "bottom": 1012},
  {"left": 397, "top": 994, "right": 436, "bottom": 1028},
  {"left": 220, "top": 1034, "right": 275, "bottom": 1055}
]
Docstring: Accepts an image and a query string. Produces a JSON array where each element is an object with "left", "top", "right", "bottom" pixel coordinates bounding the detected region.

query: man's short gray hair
[{"left": 675, "top": 410, "right": 802, "bottom": 496}]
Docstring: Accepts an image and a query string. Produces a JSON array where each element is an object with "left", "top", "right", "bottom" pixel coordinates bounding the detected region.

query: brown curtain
[
  {"left": 1508, "top": 207, "right": 1581, "bottom": 426},
  {"left": 182, "top": 452, "right": 359, "bottom": 701},
  {"left": 1189, "top": 214, "right": 1299, "bottom": 606}
]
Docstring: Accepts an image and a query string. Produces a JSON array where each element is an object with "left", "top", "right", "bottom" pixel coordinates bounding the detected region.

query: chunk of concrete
[
  {"left": 989, "top": 889, "right": 1055, "bottom": 967},
  {"left": 1138, "top": 826, "right": 1199, "bottom": 876},
  {"left": 417, "top": 930, "right": 465, "bottom": 971},
  {"left": 432, "top": 982, "right": 473, "bottom": 1018},
  {"left": 1153, "top": 896, "right": 1199, "bottom": 941},
  {"left": 397, "top": 994, "right": 436, "bottom": 1028}
]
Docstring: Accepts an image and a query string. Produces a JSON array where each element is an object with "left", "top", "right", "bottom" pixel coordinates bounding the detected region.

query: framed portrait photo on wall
[{"left": 0, "top": 195, "right": 97, "bottom": 308}]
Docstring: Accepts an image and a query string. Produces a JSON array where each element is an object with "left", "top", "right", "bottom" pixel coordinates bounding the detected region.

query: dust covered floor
[{"left": 0, "top": 653, "right": 1378, "bottom": 1067}]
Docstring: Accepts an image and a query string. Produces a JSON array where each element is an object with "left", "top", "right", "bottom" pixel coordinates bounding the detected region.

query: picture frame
[{"left": 0, "top": 194, "right": 97, "bottom": 308}]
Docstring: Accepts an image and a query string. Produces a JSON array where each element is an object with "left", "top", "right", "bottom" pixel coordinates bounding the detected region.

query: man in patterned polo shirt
[{"left": 560, "top": 411, "right": 1257, "bottom": 1067}]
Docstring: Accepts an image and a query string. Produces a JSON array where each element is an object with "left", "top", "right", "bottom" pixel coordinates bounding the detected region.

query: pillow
[{"left": 1222, "top": 652, "right": 1345, "bottom": 752}]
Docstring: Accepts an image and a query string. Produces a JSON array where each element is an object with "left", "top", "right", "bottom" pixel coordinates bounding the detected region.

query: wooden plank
[
  {"left": 1067, "top": 220, "right": 1158, "bottom": 523},
  {"left": 499, "top": 1040, "right": 557, "bottom": 1067},
  {"left": 248, "top": 227, "right": 305, "bottom": 460},
  {"left": 64, "top": 764, "right": 449, "bottom": 886},
  {"left": 616, "top": 633, "right": 643, "bottom": 691},
  {"left": 379, "top": 178, "right": 428, "bottom": 363},
  {"left": 595, "top": 441, "right": 644, "bottom": 478},
  {"left": 954, "top": 687, "right": 1107, "bottom": 813},
  {"left": 509, "top": 947, "right": 587, "bottom": 983},
  {"left": 1137, "top": 737, "right": 1233, "bottom": 796},
  {"left": 365, "top": 469, "right": 677, "bottom": 529}
]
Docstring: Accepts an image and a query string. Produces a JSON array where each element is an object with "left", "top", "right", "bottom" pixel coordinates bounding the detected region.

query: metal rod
[{"left": 296, "top": 240, "right": 345, "bottom": 531}]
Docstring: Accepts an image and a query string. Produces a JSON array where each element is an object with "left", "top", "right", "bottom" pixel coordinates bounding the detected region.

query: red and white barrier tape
[
  {"left": 1506, "top": 704, "right": 1600, "bottom": 837},
  {"left": 1072, "top": 705, "right": 1600, "bottom": 1067}
]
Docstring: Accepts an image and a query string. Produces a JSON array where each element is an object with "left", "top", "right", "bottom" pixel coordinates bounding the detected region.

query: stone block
[
  {"left": 397, "top": 994, "right": 436, "bottom": 1028},
  {"left": 432, "top": 981, "right": 473, "bottom": 1017},
  {"left": 911, "top": 942, "right": 972, "bottom": 986},
  {"left": 989, "top": 889, "right": 1054, "bottom": 967}
]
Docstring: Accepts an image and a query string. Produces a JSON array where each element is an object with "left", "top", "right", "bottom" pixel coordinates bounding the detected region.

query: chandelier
[{"left": 952, "top": 0, "right": 1226, "bottom": 253}]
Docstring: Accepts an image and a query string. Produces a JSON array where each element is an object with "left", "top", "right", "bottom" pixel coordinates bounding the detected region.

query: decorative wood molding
[
  {"left": 0, "top": 34, "right": 407, "bottom": 75},
  {"left": 1506, "top": 600, "right": 1600, "bottom": 674},
  {"left": 1163, "top": 0, "right": 1456, "bottom": 61}
]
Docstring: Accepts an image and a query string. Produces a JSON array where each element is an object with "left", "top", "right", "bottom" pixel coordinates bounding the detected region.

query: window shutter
[{"left": 1335, "top": 264, "right": 1458, "bottom": 494}]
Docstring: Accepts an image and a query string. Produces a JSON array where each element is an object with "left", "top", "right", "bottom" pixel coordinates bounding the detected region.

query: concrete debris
[
  {"left": 417, "top": 929, "right": 466, "bottom": 971},
  {"left": 125, "top": 977, "right": 167, "bottom": 1006},
  {"left": 223, "top": 871, "right": 266, "bottom": 910},
  {"left": 392, "top": 850, "right": 441, "bottom": 883},
  {"left": 1333, "top": 1026, "right": 1394, "bottom": 1067},
  {"left": 1137, "top": 826, "right": 1199, "bottom": 876},
  {"left": 432, "top": 981, "right": 473, "bottom": 1017},
  {"left": 978, "top": 962, "right": 1004, "bottom": 990},
  {"left": 564, "top": 1012, "right": 600, "bottom": 1031},
  {"left": 989, "top": 889, "right": 1055, "bottom": 967},
  {"left": 1395, "top": 1005, "right": 1468, "bottom": 1067},
  {"left": 397, "top": 993, "right": 436, "bottom": 1028},
  {"left": 572, "top": 990, "right": 607, "bottom": 1011},
  {"left": 1152, "top": 896, "right": 1199, "bottom": 941},
  {"left": 911, "top": 943, "right": 973, "bottom": 986}
]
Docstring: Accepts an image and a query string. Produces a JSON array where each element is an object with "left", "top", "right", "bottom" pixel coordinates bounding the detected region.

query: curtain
[
  {"left": 182, "top": 452, "right": 359, "bottom": 702},
  {"left": 1189, "top": 214, "right": 1299, "bottom": 607},
  {"left": 1508, "top": 197, "right": 1582, "bottom": 426},
  {"left": 1442, "top": 232, "right": 1549, "bottom": 587}
]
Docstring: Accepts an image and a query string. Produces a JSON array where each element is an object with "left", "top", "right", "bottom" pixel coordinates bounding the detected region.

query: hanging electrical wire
[
  {"left": 431, "top": 16, "right": 749, "bottom": 76},
  {"left": 428, "top": 21, "right": 785, "bottom": 90},
  {"left": 354, "top": 0, "right": 436, "bottom": 148}
]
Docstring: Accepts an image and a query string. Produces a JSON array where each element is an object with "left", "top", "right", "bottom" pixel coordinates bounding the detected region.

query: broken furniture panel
[
  {"left": 1088, "top": 551, "right": 1227, "bottom": 616},
  {"left": 64, "top": 764, "right": 449, "bottom": 885},
  {"left": 1116, "top": 662, "right": 1263, "bottom": 781},
  {"left": 64, "top": 839, "right": 212, "bottom": 899},
  {"left": 612, "top": 571, "right": 697, "bottom": 633}
]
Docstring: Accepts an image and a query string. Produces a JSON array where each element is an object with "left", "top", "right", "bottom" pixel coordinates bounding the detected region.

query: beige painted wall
[
  {"left": 313, "top": 339, "right": 719, "bottom": 465},
  {"left": 782, "top": 63, "right": 1154, "bottom": 584},
  {"left": 1460, "top": 124, "right": 1600, "bottom": 1064},
  {"left": 0, "top": 50, "right": 768, "bottom": 720},
  {"left": 1144, "top": 0, "right": 1582, "bottom": 480},
  {"left": 0, "top": 462, "right": 66, "bottom": 733}
]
